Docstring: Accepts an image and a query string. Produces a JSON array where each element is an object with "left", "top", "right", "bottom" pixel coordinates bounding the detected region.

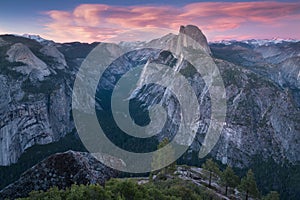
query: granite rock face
[
  {"left": 0, "top": 151, "right": 119, "bottom": 199},
  {"left": 6, "top": 43, "right": 50, "bottom": 80},
  {"left": 211, "top": 60, "right": 300, "bottom": 167},
  {"left": 0, "top": 25, "right": 300, "bottom": 173},
  {"left": 40, "top": 44, "right": 67, "bottom": 70},
  {"left": 0, "top": 35, "right": 74, "bottom": 166},
  {"left": 210, "top": 40, "right": 300, "bottom": 107},
  {"left": 95, "top": 26, "right": 300, "bottom": 168}
]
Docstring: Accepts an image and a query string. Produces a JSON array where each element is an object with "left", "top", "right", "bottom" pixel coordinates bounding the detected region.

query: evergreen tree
[
  {"left": 202, "top": 159, "right": 221, "bottom": 187},
  {"left": 221, "top": 166, "right": 239, "bottom": 196},
  {"left": 238, "top": 169, "right": 260, "bottom": 200},
  {"left": 151, "top": 138, "right": 176, "bottom": 176}
]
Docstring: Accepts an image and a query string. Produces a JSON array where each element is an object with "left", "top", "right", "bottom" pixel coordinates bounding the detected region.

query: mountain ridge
[
  {"left": 0, "top": 25, "right": 299, "bottom": 199},
  {"left": 13, "top": 33, "right": 300, "bottom": 46}
]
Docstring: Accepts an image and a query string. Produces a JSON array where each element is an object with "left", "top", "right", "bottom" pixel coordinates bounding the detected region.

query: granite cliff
[{"left": 0, "top": 25, "right": 299, "bottom": 198}]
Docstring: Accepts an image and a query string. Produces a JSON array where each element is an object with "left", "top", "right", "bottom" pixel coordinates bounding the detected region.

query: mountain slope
[{"left": 0, "top": 25, "right": 299, "bottom": 198}]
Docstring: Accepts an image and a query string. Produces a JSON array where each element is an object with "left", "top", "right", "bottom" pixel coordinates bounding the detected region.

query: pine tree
[
  {"left": 221, "top": 166, "right": 239, "bottom": 196},
  {"left": 238, "top": 169, "right": 260, "bottom": 200},
  {"left": 202, "top": 158, "right": 221, "bottom": 187},
  {"left": 151, "top": 138, "right": 176, "bottom": 176}
]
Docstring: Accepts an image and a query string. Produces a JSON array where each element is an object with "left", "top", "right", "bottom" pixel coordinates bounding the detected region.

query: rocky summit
[
  {"left": 179, "top": 25, "right": 212, "bottom": 55},
  {"left": 0, "top": 151, "right": 119, "bottom": 199},
  {"left": 0, "top": 25, "right": 300, "bottom": 199}
]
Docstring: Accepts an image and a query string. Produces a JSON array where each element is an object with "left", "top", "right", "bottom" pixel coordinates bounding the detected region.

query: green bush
[{"left": 17, "top": 178, "right": 219, "bottom": 200}]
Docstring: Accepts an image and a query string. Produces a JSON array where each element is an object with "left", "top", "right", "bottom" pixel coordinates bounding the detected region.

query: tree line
[{"left": 201, "top": 158, "right": 280, "bottom": 200}]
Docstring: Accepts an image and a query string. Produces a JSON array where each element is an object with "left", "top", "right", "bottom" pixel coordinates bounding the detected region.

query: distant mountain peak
[
  {"left": 21, "top": 34, "right": 53, "bottom": 44},
  {"left": 211, "top": 38, "right": 300, "bottom": 46}
]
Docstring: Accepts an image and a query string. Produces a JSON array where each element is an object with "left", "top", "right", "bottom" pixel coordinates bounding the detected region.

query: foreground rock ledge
[{"left": 0, "top": 150, "right": 120, "bottom": 199}]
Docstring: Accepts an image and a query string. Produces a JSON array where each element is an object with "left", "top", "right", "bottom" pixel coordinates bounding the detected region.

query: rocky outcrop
[
  {"left": 6, "top": 43, "right": 50, "bottom": 80},
  {"left": 40, "top": 45, "right": 67, "bottom": 69},
  {"left": 0, "top": 151, "right": 120, "bottom": 199}
]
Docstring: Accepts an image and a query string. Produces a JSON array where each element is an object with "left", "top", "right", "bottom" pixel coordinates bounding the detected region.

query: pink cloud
[
  {"left": 211, "top": 34, "right": 253, "bottom": 42},
  {"left": 42, "top": 2, "right": 300, "bottom": 43}
]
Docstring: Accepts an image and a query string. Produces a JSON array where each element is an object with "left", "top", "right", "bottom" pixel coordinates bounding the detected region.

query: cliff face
[
  {"left": 106, "top": 26, "right": 300, "bottom": 168},
  {"left": 210, "top": 40, "right": 300, "bottom": 107},
  {"left": 0, "top": 36, "right": 74, "bottom": 166},
  {"left": 212, "top": 60, "right": 300, "bottom": 167},
  {"left": 0, "top": 26, "right": 299, "bottom": 172}
]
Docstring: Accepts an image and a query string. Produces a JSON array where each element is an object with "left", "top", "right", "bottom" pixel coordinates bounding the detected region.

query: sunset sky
[{"left": 1, "top": 0, "right": 300, "bottom": 43}]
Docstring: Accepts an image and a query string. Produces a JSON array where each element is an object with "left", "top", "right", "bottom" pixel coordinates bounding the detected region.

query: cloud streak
[{"left": 43, "top": 1, "right": 300, "bottom": 42}]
